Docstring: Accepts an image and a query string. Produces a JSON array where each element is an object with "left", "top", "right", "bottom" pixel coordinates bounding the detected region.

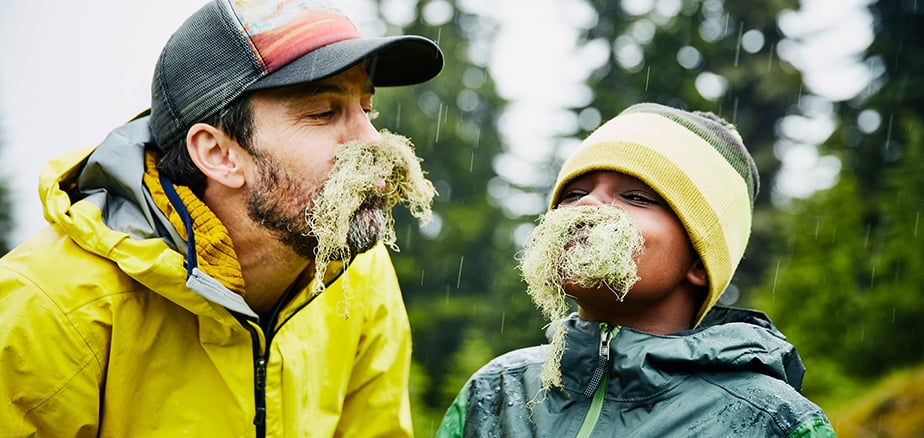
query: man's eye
[{"left": 307, "top": 111, "right": 334, "bottom": 120}]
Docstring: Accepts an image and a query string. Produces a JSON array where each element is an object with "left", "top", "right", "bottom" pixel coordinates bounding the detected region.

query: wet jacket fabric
[
  {"left": 437, "top": 307, "right": 835, "bottom": 437},
  {"left": 0, "top": 116, "right": 414, "bottom": 437}
]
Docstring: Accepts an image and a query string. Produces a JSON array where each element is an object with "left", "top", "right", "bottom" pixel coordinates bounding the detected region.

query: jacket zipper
[
  {"left": 246, "top": 323, "right": 270, "bottom": 438},
  {"left": 576, "top": 323, "right": 616, "bottom": 438},
  {"left": 244, "top": 281, "right": 325, "bottom": 438}
]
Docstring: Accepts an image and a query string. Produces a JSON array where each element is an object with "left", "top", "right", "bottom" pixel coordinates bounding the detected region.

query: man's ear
[
  {"left": 186, "top": 123, "right": 246, "bottom": 189},
  {"left": 687, "top": 258, "right": 708, "bottom": 287}
]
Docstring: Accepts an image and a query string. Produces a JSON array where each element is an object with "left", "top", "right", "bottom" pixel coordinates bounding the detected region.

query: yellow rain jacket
[{"left": 0, "top": 117, "right": 414, "bottom": 437}]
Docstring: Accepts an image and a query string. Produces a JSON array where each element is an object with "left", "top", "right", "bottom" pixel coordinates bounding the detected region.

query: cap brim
[{"left": 246, "top": 35, "right": 443, "bottom": 92}]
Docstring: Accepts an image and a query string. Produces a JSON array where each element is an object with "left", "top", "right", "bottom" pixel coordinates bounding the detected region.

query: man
[
  {"left": 437, "top": 103, "right": 835, "bottom": 436},
  {"left": 0, "top": 0, "right": 443, "bottom": 436}
]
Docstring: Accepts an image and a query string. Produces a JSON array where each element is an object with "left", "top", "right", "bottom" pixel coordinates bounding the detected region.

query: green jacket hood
[
  {"left": 555, "top": 306, "right": 806, "bottom": 400},
  {"left": 437, "top": 306, "right": 833, "bottom": 437}
]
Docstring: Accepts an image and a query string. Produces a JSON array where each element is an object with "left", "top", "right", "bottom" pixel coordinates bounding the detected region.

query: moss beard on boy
[{"left": 518, "top": 204, "right": 644, "bottom": 389}]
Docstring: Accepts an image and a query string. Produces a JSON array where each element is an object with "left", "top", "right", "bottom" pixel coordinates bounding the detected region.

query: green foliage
[
  {"left": 0, "top": 120, "right": 12, "bottom": 254},
  {"left": 829, "top": 365, "right": 924, "bottom": 437},
  {"left": 365, "top": 1, "right": 923, "bottom": 434},
  {"left": 751, "top": 0, "right": 924, "bottom": 418},
  {"left": 367, "top": 1, "right": 546, "bottom": 433}
]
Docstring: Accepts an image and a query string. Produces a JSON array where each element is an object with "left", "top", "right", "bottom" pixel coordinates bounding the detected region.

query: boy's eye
[
  {"left": 558, "top": 190, "right": 586, "bottom": 205},
  {"left": 623, "top": 192, "right": 656, "bottom": 204}
]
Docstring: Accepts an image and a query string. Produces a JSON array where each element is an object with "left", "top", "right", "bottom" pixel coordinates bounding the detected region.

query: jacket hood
[
  {"left": 556, "top": 306, "right": 806, "bottom": 400},
  {"left": 37, "top": 116, "right": 268, "bottom": 318}
]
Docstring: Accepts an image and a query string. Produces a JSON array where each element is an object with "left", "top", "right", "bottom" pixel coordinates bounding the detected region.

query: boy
[{"left": 437, "top": 103, "right": 835, "bottom": 437}]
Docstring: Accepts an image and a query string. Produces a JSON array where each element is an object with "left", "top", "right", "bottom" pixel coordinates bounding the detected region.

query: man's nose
[{"left": 345, "top": 108, "right": 382, "bottom": 144}]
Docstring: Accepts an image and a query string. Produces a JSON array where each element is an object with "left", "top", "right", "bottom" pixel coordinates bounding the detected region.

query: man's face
[
  {"left": 243, "top": 64, "right": 386, "bottom": 259},
  {"left": 240, "top": 64, "right": 435, "bottom": 279}
]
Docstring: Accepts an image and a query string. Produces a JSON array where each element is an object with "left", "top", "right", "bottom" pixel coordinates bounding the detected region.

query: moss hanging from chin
[
  {"left": 307, "top": 130, "right": 436, "bottom": 312},
  {"left": 518, "top": 204, "right": 644, "bottom": 390}
]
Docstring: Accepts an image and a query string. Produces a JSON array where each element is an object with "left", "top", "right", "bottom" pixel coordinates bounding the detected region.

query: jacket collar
[{"left": 555, "top": 307, "right": 806, "bottom": 400}]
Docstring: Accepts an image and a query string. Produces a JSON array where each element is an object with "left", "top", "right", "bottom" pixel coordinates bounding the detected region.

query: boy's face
[{"left": 554, "top": 170, "right": 705, "bottom": 322}]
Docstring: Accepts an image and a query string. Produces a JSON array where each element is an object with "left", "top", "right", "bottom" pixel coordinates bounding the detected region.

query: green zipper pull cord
[
  {"left": 576, "top": 323, "right": 617, "bottom": 438},
  {"left": 583, "top": 323, "right": 614, "bottom": 397}
]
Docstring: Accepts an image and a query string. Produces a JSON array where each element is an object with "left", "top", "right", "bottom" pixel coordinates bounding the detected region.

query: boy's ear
[
  {"left": 687, "top": 258, "right": 708, "bottom": 287},
  {"left": 186, "top": 123, "right": 246, "bottom": 189}
]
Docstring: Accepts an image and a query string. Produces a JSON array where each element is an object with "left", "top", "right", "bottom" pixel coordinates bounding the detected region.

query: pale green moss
[
  {"left": 518, "top": 204, "right": 644, "bottom": 389},
  {"left": 308, "top": 131, "right": 436, "bottom": 316}
]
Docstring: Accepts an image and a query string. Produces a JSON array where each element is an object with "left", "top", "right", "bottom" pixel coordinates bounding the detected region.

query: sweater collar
[{"left": 142, "top": 150, "right": 247, "bottom": 296}]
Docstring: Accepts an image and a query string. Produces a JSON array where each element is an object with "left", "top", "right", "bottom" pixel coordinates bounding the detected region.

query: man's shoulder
[{"left": 1, "top": 225, "right": 141, "bottom": 314}]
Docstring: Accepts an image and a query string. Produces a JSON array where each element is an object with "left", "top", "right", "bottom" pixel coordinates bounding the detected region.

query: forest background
[{"left": 1, "top": 0, "right": 921, "bottom": 436}]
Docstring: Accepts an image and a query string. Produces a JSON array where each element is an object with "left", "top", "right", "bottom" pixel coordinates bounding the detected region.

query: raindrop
[
  {"left": 870, "top": 266, "right": 876, "bottom": 288},
  {"left": 885, "top": 112, "right": 895, "bottom": 156},
  {"left": 435, "top": 103, "right": 445, "bottom": 143},
  {"left": 767, "top": 42, "right": 775, "bottom": 72},
  {"left": 456, "top": 256, "right": 465, "bottom": 288},
  {"left": 420, "top": 269, "right": 425, "bottom": 286},
  {"left": 734, "top": 22, "right": 744, "bottom": 67},
  {"left": 914, "top": 211, "right": 920, "bottom": 238},
  {"left": 469, "top": 151, "right": 475, "bottom": 172},
  {"left": 645, "top": 66, "right": 651, "bottom": 90},
  {"left": 732, "top": 96, "right": 739, "bottom": 124},
  {"left": 500, "top": 312, "right": 506, "bottom": 334},
  {"left": 771, "top": 259, "right": 781, "bottom": 298}
]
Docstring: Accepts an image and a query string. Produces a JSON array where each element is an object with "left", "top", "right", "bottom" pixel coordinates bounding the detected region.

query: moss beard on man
[
  {"left": 245, "top": 148, "right": 379, "bottom": 260},
  {"left": 518, "top": 204, "right": 644, "bottom": 390},
  {"left": 246, "top": 130, "right": 435, "bottom": 299}
]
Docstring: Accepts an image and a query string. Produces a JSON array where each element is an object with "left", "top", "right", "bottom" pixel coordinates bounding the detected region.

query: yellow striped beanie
[{"left": 550, "top": 103, "right": 759, "bottom": 326}]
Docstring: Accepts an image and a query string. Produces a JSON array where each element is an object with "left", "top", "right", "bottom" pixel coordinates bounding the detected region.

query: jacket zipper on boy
[{"left": 576, "top": 323, "right": 617, "bottom": 438}]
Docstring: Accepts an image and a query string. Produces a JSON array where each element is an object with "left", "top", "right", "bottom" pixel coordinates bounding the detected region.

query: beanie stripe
[
  {"left": 621, "top": 105, "right": 758, "bottom": 205},
  {"left": 551, "top": 110, "right": 753, "bottom": 325}
]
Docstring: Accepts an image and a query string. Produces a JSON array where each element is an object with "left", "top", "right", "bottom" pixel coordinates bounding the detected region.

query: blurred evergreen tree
[
  {"left": 753, "top": 0, "right": 924, "bottom": 408},
  {"left": 366, "top": 0, "right": 545, "bottom": 432},
  {"left": 0, "top": 119, "right": 13, "bottom": 254}
]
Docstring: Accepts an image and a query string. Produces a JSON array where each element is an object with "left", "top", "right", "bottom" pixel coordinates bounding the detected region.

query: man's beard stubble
[{"left": 247, "top": 131, "right": 435, "bottom": 309}]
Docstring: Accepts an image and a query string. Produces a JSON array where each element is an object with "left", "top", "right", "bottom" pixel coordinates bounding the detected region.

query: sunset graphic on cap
[{"left": 231, "top": 0, "right": 362, "bottom": 73}]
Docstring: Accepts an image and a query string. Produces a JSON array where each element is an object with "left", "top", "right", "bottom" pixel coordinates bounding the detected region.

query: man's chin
[{"left": 345, "top": 206, "right": 386, "bottom": 255}]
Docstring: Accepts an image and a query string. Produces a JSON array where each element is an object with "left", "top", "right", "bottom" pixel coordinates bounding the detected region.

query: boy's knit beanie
[{"left": 549, "top": 102, "right": 759, "bottom": 326}]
